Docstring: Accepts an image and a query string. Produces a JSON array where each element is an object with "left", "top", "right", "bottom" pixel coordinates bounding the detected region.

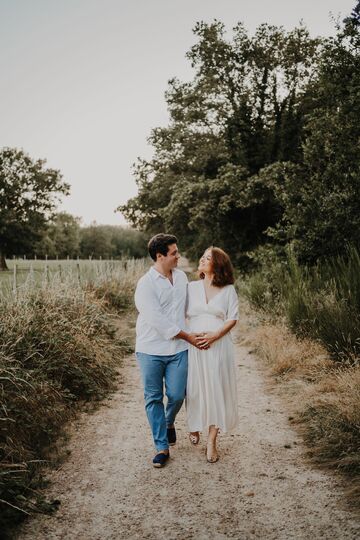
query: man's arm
[
  {"left": 134, "top": 278, "right": 180, "bottom": 340},
  {"left": 135, "top": 277, "right": 205, "bottom": 349}
]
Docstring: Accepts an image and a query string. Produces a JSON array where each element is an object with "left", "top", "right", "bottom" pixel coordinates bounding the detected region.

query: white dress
[{"left": 186, "top": 280, "right": 239, "bottom": 433}]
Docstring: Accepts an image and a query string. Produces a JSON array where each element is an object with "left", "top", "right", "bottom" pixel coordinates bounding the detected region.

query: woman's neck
[{"left": 203, "top": 273, "right": 214, "bottom": 287}]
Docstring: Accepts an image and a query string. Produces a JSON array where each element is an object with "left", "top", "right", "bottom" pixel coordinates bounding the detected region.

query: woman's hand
[
  {"left": 186, "top": 332, "right": 210, "bottom": 350},
  {"left": 195, "top": 331, "right": 219, "bottom": 349}
]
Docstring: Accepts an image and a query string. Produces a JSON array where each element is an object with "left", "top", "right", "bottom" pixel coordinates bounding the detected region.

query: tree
[
  {"left": 267, "top": 10, "right": 360, "bottom": 263},
  {"left": 0, "top": 148, "right": 70, "bottom": 270},
  {"left": 79, "top": 222, "right": 114, "bottom": 259},
  {"left": 344, "top": 0, "right": 360, "bottom": 26},
  {"left": 118, "top": 21, "right": 321, "bottom": 266},
  {"left": 79, "top": 223, "right": 147, "bottom": 259},
  {"left": 35, "top": 212, "right": 81, "bottom": 259}
]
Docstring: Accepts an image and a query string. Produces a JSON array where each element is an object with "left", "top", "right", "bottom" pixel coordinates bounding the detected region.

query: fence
[{"left": 0, "top": 258, "right": 138, "bottom": 300}]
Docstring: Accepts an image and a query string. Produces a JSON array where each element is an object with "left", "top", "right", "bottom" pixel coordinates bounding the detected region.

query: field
[
  {"left": 0, "top": 258, "right": 138, "bottom": 298},
  {"left": 0, "top": 256, "right": 150, "bottom": 533}
]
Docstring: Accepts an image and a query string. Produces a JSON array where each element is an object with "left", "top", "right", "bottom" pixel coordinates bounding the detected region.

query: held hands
[
  {"left": 193, "top": 331, "right": 219, "bottom": 350},
  {"left": 187, "top": 333, "right": 208, "bottom": 350}
]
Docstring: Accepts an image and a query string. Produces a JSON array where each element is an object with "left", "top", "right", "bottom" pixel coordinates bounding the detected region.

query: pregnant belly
[{"left": 187, "top": 314, "right": 224, "bottom": 333}]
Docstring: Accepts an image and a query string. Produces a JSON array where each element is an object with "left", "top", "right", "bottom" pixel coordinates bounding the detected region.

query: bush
[
  {"left": 243, "top": 245, "right": 360, "bottom": 363},
  {"left": 0, "top": 258, "right": 147, "bottom": 534}
]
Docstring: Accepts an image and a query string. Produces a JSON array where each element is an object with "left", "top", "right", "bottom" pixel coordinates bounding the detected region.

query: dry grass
[
  {"left": 248, "top": 322, "right": 332, "bottom": 380},
  {"left": 246, "top": 318, "right": 360, "bottom": 507},
  {"left": 0, "top": 258, "right": 148, "bottom": 535}
]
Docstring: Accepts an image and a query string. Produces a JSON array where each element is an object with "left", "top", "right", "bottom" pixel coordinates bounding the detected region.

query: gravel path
[{"left": 15, "top": 315, "right": 360, "bottom": 539}]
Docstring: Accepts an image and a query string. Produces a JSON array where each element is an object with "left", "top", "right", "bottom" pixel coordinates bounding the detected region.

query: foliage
[
  {"left": 31, "top": 217, "right": 148, "bottom": 260},
  {"left": 0, "top": 148, "right": 70, "bottom": 269},
  {"left": 119, "top": 4, "right": 360, "bottom": 269},
  {"left": 250, "top": 323, "right": 360, "bottom": 505},
  {"left": 268, "top": 16, "right": 360, "bottom": 263},
  {"left": 79, "top": 223, "right": 147, "bottom": 259},
  {"left": 118, "top": 21, "right": 321, "bottom": 265},
  {"left": 0, "top": 258, "right": 147, "bottom": 534},
  {"left": 243, "top": 245, "right": 360, "bottom": 363},
  {"left": 35, "top": 212, "right": 81, "bottom": 259}
]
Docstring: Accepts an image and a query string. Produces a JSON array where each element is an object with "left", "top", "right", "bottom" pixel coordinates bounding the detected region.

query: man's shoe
[
  {"left": 167, "top": 426, "right": 176, "bottom": 446},
  {"left": 152, "top": 451, "right": 170, "bottom": 468}
]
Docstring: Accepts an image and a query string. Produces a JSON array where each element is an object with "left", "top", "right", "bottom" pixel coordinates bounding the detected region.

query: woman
[{"left": 186, "top": 246, "right": 239, "bottom": 463}]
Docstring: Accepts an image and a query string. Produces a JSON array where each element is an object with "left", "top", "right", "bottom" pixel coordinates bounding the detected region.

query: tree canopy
[
  {"left": 118, "top": 20, "right": 321, "bottom": 265},
  {"left": 119, "top": 6, "right": 360, "bottom": 268},
  {"left": 0, "top": 148, "right": 69, "bottom": 269}
]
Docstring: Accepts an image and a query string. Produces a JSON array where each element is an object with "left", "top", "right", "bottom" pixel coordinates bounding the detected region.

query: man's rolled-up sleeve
[{"left": 134, "top": 279, "right": 181, "bottom": 340}]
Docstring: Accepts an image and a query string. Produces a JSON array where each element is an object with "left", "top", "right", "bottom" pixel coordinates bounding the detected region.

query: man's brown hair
[{"left": 148, "top": 233, "right": 178, "bottom": 262}]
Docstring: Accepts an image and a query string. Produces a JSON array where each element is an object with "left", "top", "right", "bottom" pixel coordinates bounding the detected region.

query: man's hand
[
  {"left": 187, "top": 332, "right": 210, "bottom": 350},
  {"left": 195, "top": 331, "right": 220, "bottom": 349},
  {"left": 175, "top": 330, "right": 209, "bottom": 350}
]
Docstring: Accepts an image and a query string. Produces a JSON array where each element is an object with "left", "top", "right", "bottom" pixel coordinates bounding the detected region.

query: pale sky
[{"left": 0, "top": 0, "right": 355, "bottom": 225}]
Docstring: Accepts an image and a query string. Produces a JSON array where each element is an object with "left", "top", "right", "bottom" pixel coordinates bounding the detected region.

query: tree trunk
[{"left": 0, "top": 251, "right": 9, "bottom": 271}]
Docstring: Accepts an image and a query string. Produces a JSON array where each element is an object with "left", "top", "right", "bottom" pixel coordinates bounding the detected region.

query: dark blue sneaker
[
  {"left": 152, "top": 451, "right": 170, "bottom": 468},
  {"left": 167, "top": 426, "right": 176, "bottom": 446}
]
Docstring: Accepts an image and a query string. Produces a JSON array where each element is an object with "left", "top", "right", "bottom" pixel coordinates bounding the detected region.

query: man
[{"left": 134, "top": 233, "right": 202, "bottom": 468}]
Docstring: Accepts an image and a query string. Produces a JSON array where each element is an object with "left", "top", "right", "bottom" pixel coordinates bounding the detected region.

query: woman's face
[{"left": 198, "top": 249, "right": 213, "bottom": 274}]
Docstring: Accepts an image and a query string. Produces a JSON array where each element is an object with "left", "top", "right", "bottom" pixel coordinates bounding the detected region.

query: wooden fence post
[
  {"left": 77, "top": 263, "right": 81, "bottom": 285},
  {"left": 13, "top": 264, "right": 17, "bottom": 296}
]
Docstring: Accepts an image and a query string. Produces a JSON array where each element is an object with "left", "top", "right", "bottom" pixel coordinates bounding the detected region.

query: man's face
[{"left": 157, "top": 243, "right": 180, "bottom": 269}]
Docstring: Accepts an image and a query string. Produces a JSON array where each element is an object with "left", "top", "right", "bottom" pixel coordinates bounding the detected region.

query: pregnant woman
[{"left": 186, "top": 246, "right": 239, "bottom": 463}]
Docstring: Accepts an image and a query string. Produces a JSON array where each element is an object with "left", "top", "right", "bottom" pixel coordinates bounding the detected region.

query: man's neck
[{"left": 154, "top": 263, "right": 173, "bottom": 280}]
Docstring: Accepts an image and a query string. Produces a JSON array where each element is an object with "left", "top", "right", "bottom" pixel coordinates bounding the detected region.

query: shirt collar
[{"left": 150, "top": 266, "right": 175, "bottom": 280}]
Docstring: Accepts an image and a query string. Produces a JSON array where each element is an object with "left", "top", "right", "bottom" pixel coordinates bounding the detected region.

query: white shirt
[{"left": 134, "top": 266, "right": 189, "bottom": 355}]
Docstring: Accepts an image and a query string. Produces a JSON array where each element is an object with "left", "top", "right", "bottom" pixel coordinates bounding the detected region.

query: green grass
[
  {"left": 0, "top": 257, "right": 148, "bottom": 535},
  {"left": 241, "top": 245, "right": 360, "bottom": 364},
  {"left": 0, "top": 259, "right": 142, "bottom": 298}
]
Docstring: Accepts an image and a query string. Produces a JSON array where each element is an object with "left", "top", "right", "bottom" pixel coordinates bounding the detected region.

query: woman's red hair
[{"left": 199, "top": 246, "right": 235, "bottom": 286}]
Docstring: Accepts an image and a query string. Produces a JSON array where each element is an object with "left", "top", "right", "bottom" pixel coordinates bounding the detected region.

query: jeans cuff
[{"left": 156, "top": 445, "right": 169, "bottom": 451}]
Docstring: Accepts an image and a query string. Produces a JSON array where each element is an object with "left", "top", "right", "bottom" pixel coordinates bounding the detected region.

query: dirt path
[{"left": 15, "top": 309, "right": 360, "bottom": 539}]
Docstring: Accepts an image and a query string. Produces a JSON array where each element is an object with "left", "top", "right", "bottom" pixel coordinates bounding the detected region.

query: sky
[{"left": 0, "top": 0, "right": 355, "bottom": 226}]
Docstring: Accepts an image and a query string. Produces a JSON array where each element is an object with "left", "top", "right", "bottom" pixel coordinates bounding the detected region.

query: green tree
[
  {"left": 79, "top": 224, "right": 147, "bottom": 259},
  {"left": 267, "top": 12, "right": 360, "bottom": 263},
  {"left": 118, "top": 21, "right": 320, "bottom": 265},
  {"left": 35, "top": 212, "right": 81, "bottom": 258},
  {"left": 0, "top": 148, "right": 70, "bottom": 270},
  {"left": 79, "top": 223, "right": 114, "bottom": 259}
]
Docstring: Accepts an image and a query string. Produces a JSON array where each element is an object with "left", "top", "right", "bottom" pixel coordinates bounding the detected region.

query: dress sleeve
[{"left": 225, "top": 285, "right": 239, "bottom": 322}]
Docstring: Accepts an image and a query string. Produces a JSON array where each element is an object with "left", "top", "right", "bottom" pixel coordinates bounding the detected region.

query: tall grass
[
  {"left": 247, "top": 323, "right": 360, "bottom": 505},
  {"left": 241, "top": 245, "right": 360, "bottom": 506},
  {"left": 241, "top": 245, "right": 360, "bottom": 363},
  {"left": 0, "top": 258, "right": 148, "bottom": 534}
]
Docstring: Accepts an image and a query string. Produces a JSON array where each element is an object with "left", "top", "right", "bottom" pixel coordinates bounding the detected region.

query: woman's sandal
[
  {"left": 206, "top": 442, "right": 219, "bottom": 463},
  {"left": 189, "top": 431, "right": 200, "bottom": 445}
]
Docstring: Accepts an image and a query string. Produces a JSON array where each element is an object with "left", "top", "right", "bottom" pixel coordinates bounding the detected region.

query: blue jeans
[{"left": 136, "top": 350, "right": 188, "bottom": 451}]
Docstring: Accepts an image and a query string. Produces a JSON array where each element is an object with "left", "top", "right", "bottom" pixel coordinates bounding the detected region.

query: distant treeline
[
  {"left": 32, "top": 214, "right": 148, "bottom": 260},
  {"left": 0, "top": 148, "right": 147, "bottom": 270},
  {"left": 119, "top": 4, "right": 360, "bottom": 269}
]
